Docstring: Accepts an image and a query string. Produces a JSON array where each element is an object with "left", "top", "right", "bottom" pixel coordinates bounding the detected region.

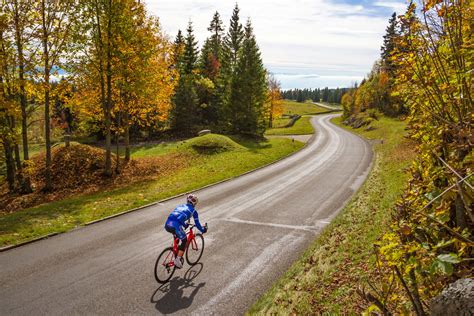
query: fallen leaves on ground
[{"left": 0, "top": 144, "right": 193, "bottom": 213}]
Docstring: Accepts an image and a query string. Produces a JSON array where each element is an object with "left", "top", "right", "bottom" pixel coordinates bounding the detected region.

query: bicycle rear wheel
[
  {"left": 154, "top": 247, "right": 176, "bottom": 283},
  {"left": 185, "top": 234, "right": 204, "bottom": 265}
]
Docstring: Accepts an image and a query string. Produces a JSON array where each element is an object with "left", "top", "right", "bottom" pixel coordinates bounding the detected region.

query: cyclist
[{"left": 164, "top": 194, "right": 207, "bottom": 269}]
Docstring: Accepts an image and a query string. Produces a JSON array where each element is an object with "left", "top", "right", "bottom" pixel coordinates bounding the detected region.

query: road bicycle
[{"left": 154, "top": 223, "right": 207, "bottom": 283}]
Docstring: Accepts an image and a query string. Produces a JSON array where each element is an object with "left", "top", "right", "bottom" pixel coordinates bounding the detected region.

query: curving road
[{"left": 0, "top": 114, "right": 372, "bottom": 315}]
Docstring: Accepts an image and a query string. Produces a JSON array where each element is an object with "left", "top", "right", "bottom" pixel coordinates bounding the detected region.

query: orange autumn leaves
[{"left": 72, "top": 0, "right": 176, "bottom": 138}]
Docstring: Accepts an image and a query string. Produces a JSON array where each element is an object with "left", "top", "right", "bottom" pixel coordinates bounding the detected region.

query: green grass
[
  {"left": 265, "top": 116, "right": 314, "bottom": 135},
  {"left": 183, "top": 134, "right": 246, "bottom": 153},
  {"left": 125, "top": 141, "right": 180, "bottom": 158},
  {"left": 282, "top": 100, "right": 331, "bottom": 115},
  {"left": 271, "top": 117, "right": 292, "bottom": 128},
  {"left": 317, "top": 101, "right": 343, "bottom": 110},
  {"left": 0, "top": 135, "right": 304, "bottom": 247},
  {"left": 248, "top": 116, "right": 415, "bottom": 314},
  {"left": 265, "top": 100, "right": 331, "bottom": 136}
]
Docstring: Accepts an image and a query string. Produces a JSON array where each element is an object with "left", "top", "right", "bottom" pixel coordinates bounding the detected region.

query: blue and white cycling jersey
[{"left": 165, "top": 203, "right": 204, "bottom": 239}]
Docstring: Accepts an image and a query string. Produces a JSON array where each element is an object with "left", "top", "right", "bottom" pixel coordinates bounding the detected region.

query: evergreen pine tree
[
  {"left": 173, "top": 30, "right": 185, "bottom": 73},
  {"left": 296, "top": 90, "right": 304, "bottom": 102},
  {"left": 381, "top": 12, "right": 399, "bottom": 77},
  {"left": 216, "top": 4, "right": 244, "bottom": 131},
  {"left": 328, "top": 90, "right": 335, "bottom": 103},
  {"left": 170, "top": 21, "right": 199, "bottom": 133},
  {"left": 314, "top": 88, "right": 320, "bottom": 102},
  {"left": 182, "top": 21, "right": 199, "bottom": 75},
  {"left": 322, "top": 87, "right": 329, "bottom": 102},
  {"left": 223, "top": 4, "right": 244, "bottom": 69},
  {"left": 200, "top": 12, "right": 224, "bottom": 80},
  {"left": 229, "top": 19, "right": 267, "bottom": 135},
  {"left": 170, "top": 76, "right": 199, "bottom": 134},
  {"left": 380, "top": 12, "right": 406, "bottom": 115},
  {"left": 199, "top": 12, "right": 225, "bottom": 126},
  {"left": 208, "top": 11, "right": 224, "bottom": 59}
]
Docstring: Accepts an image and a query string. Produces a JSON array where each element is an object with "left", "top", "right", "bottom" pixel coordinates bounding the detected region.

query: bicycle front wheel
[
  {"left": 154, "top": 247, "right": 176, "bottom": 283},
  {"left": 186, "top": 234, "right": 204, "bottom": 265}
]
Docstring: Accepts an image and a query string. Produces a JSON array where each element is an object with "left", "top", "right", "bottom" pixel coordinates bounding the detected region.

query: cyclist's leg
[
  {"left": 167, "top": 221, "right": 186, "bottom": 268},
  {"left": 175, "top": 225, "right": 187, "bottom": 256}
]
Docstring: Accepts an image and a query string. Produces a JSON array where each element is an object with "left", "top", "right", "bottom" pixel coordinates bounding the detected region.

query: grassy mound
[{"left": 183, "top": 134, "right": 245, "bottom": 153}]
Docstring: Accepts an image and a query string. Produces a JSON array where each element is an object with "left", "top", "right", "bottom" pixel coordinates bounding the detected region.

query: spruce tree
[
  {"left": 171, "top": 22, "right": 199, "bottom": 133},
  {"left": 380, "top": 12, "right": 405, "bottom": 115},
  {"left": 216, "top": 5, "right": 244, "bottom": 131},
  {"left": 199, "top": 12, "right": 225, "bottom": 126},
  {"left": 200, "top": 11, "right": 224, "bottom": 80},
  {"left": 171, "top": 76, "right": 199, "bottom": 134},
  {"left": 296, "top": 90, "right": 304, "bottom": 102},
  {"left": 223, "top": 4, "right": 244, "bottom": 69},
  {"left": 173, "top": 30, "right": 185, "bottom": 69},
  {"left": 322, "top": 87, "right": 329, "bottom": 102},
  {"left": 381, "top": 12, "right": 399, "bottom": 77},
  {"left": 229, "top": 19, "right": 267, "bottom": 136},
  {"left": 182, "top": 21, "right": 198, "bottom": 75},
  {"left": 208, "top": 11, "right": 224, "bottom": 59}
]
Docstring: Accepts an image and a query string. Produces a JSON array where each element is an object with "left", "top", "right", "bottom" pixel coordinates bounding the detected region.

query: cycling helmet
[{"left": 187, "top": 194, "right": 199, "bottom": 206}]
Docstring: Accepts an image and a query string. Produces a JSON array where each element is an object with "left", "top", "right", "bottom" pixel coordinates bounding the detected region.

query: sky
[{"left": 145, "top": 0, "right": 407, "bottom": 90}]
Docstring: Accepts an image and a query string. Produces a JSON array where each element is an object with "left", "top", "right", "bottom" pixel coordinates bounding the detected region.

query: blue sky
[{"left": 145, "top": 0, "right": 407, "bottom": 89}]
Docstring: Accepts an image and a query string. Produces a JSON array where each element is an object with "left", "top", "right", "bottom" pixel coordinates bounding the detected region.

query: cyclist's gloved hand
[
  {"left": 201, "top": 227, "right": 207, "bottom": 234},
  {"left": 183, "top": 222, "right": 189, "bottom": 229}
]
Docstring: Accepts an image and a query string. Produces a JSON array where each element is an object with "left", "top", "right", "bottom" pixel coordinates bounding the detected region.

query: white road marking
[
  {"left": 192, "top": 233, "right": 305, "bottom": 315},
  {"left": 222, "top": 217, "right": 328, "bottom": 232}
]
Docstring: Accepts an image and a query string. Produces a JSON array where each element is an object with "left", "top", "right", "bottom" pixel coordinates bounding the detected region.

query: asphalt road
[{"left": 0, "top": 114, "right": 373, "bottom": 315}]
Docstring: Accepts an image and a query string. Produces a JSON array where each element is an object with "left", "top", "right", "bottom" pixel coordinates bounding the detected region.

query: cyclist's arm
[{"left": 192, "top": 211, "right": 205, "bottom": 233}]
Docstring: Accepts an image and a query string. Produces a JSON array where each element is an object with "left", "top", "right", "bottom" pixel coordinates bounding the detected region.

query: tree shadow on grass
[
  {"left": 150, "top": 263, "right": 205, "bottom": 314},
  {"left": 228, "top": 135, "right": 272, "bottom": 153}
]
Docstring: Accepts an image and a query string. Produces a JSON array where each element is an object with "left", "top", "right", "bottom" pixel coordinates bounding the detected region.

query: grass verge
[
  {"left": 265, "top": 116, "right": 315, "bottom": 135},
  {"left": 0, "top": 135, "right": 303, "bottom": 247},
  {"left": 248, "top": 116, "right": 416, "bottom": 314},
  {"left": 282, "top": 100, "right": 332, "bottom": 116},
  {"left": 266, "top": 100, "right": 332, "bottom": 134}
]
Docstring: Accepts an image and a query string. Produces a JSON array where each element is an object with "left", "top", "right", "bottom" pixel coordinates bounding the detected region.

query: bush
[{"left": 367, "top": 108, "right": 382, "bottom": 120}]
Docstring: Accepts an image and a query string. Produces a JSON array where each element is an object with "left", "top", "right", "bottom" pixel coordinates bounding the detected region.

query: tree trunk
[
  {"left": 13, "top": 0, "right": 29, "bottom": 161},
  {"left": 13, "top": 139, "right": 21, "bottom": 173},
  {"left": 115, "top": 130, "right": 120, "bottom": 173},
  {"left": 3, "top": 140, "right": 16, "bottom": 192},
  {"left": 13, "top": 118, "right": 32, "bottom": 194},
  {"left": 42, "top": 0, "right": 52, "bottom": 191},
  {"left": 12, "top": 0, "right": 32, "bottom": 194},
  {"left": 44, "top": 88, "right": 52, "bottom": 191},
  {"left": 124, "top": 113, "right": 130, "bottom": 162},
  {"left": 104, "top": 90, "right": 112, "bottom": 175},
  {"left": 103, "top": 1, "right": 113, "bottom": 177},
  {"left": 269, "top": 102, "right": 273, "bottom": 128},
  {"left": 93, "top": 0, "right": 112, "bottom": 177}
]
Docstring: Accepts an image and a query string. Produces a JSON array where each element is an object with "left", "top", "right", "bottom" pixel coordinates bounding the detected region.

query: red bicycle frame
[{"left": 172, "top": 226, "right": 197, "bottom": 256}]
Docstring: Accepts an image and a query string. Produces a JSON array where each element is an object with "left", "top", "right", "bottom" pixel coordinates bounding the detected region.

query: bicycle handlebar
[{"left": 186, "top": 222, "right": 208, "bottom": 231}]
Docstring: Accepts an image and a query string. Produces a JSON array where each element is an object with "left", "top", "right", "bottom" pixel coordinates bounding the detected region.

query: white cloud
[
  {"left": 373, "top": 1, "right": 407, "bottom": 13},
  {"left": 144, "top": 0, "right": 404, "bottom": 88}
]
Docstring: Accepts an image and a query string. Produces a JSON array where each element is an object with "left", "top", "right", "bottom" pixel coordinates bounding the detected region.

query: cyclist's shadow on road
[{"left": 151, "top": 263, "right": 205, "bottom": 314}]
